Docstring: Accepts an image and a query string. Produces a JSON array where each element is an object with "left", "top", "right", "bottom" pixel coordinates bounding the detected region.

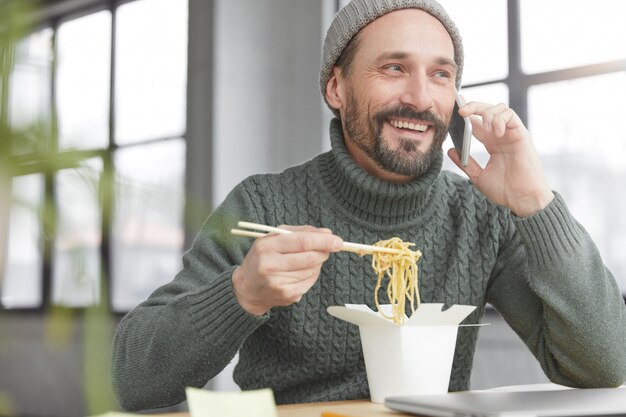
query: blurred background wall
[{"left": 1, "top": 0, "right": 625, "bottom": 416}]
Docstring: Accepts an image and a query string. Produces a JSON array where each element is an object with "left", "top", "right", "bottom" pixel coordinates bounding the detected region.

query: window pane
[
  {"left": 443, "top": 83, "right": 509, "bottom": 174},
  {"left": 521, "top": 0, "right": 626, "bottom": 74},
  {"left": 112, "top": 139, "right": 185, "bottom": 311},
  {"left": 115, "top": 0, "right": 188, "bottom": 144},
  {"left": 53, "top": 159, "right": 102, "bottom": 307},
  {"left": 528, "top": 72, "right": 626, "bottom": 292},
  {"left": 2, "top": 175, "right": 44, "bottom": 308},
  {"left": 9, "top": 29, "right": 53, "bottom": 155},
  {"left": 56, "top": 11, "right": 111, "bottom": 150},
  {"left": 429, "top": 0, "right": 508, "bottom": 84}
]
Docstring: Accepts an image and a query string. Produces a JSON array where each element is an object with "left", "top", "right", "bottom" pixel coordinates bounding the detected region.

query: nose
[{"left": 399, "top": 72, "right": 434, "bottom": 111}]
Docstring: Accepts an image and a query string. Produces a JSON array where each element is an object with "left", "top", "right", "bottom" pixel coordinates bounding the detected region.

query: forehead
[{"left": 355, "top": 8, "right": 455, "bottom": 61}]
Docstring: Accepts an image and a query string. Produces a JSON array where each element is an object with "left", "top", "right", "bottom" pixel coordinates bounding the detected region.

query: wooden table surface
[
  {"left": 156, "top": 399, "right": 412, "bottom": 417},
  {"left": 275, "top": 399, "right": 412, "bottom": 417}
]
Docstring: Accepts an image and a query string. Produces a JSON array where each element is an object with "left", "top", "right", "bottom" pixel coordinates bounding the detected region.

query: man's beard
[{"left": 343, "top": 92, "right": 448, "bottom": 177}]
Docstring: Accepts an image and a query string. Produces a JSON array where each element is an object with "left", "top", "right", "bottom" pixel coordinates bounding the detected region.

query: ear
[{"left": 325, "top": 67, "right": 345, "bottom": 110}]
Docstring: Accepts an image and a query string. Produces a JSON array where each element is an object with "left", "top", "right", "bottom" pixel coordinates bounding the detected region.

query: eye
[
  {"left": 383, "top": 64, "right": 403, "bottom": 72},
  {"left": 434, "top": 70, "right": 451, "bottom": 78}
]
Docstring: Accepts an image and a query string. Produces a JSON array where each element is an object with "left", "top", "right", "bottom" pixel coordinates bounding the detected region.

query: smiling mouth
[{"left": 389, "top": 118, "right": 429, "bottom": 133}]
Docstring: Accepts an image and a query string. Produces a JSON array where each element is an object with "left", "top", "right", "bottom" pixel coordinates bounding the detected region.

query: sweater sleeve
[
  {"left": 486, "top": 192, "right": 626, "bottom": 388},
  {"left": 111, "top": 181, "right": 269, "bottom": 411}
]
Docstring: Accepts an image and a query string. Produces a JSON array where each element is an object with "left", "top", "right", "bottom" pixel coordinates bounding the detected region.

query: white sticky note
[{"left": 185, "top": 387, "right": 278, "bottom": 417}]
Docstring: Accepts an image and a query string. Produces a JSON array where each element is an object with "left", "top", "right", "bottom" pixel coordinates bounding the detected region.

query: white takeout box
[{"left": 327, "top": 303, "right": 478, "bottom": 403}]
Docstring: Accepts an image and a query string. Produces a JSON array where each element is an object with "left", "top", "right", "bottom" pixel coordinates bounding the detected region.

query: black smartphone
[{"left": 448, "top": 93, "right": 472, "bottom": 166}]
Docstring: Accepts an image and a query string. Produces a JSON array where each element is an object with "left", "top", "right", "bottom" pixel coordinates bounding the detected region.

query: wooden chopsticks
[{"left": 231, "top": 221, "right": 402, "bottom": 255}]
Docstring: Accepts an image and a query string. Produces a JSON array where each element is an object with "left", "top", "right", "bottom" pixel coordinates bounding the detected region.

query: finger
[
  {"left": 280, "top": 267, "right": 322, "bottom": 290},
  {"left": 457, "top": 100, "right": 491, "bottom": 117},
  {"left": 447, "top": 148, "right": 483, "bottom": 183},
  {"left": 491, "top": 108, "right": 519, "bottom": 137},
  {"left": 269, "top": 268, "right": 322, "bottom": 305},
  {"left": 256, "top": 231, "right": 343, "bottom": 255},
  {"left": 461, "top": 102, "right": 524, "bottom": 137},
  {"left": 467, "top": 115, "right": 488, "bottom": 144},
  {"left": 262, "top": 250, "right": 331, "bottom": 274},
  {"left": 279, "top": 224, "right": 333, "bottom": 234},
  {"left": 447, "top": 146, "right": 461, "bottom": 166},
  {"left": 459, "top": 102, "right": 504, "bottom": 131},
  {"left": 459, "top": 101, "right": 506, "bottom": 117},
  {"left": 479, "top": 103, "right": 508, "bottom": 132}
]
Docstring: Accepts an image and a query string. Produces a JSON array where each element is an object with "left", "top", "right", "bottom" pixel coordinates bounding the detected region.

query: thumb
[{"left": 447, "top": 148, "right": 482, "bottom": 184}]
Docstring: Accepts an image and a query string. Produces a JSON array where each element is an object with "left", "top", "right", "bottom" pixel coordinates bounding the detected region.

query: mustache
[{"left": 374, "top": 106, "right": 447, "bottom": 133}]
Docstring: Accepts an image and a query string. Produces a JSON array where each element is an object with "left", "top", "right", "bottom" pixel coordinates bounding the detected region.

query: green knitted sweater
[{"left": 111, "top": 119, "right": 626, "bottom": 411}]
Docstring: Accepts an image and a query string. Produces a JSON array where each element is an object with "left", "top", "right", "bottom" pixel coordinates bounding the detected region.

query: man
[{"left": 111, "top": 0, "right": 626, "bottom": 411}]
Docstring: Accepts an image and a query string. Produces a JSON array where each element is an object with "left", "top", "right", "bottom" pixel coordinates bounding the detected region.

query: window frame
[
  {"left": 1, "top": 0, "right": 189, "bottom": 313},
  {"left": 493, "top": 0, "right": 626, "bottom": 127}
]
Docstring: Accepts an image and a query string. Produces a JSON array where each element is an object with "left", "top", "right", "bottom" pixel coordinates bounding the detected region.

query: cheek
[
  {"left": 360, "top": 87, "right": 401, "bottom": 115},
  {"left": 370, "top": 79, "right": 405, "bottom": 99},
  {"left": 433, "top": 89, "right": 457, "bottom": 122}
]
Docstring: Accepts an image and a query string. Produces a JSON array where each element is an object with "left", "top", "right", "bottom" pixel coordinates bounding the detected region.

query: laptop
[{"left": 385, "top": 387, "right": 626, "bottom": 417}]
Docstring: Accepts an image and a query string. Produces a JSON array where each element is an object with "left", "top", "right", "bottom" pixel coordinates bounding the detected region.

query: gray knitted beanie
[{"left": 320, "top": 0, "right": 464, "bottom": 114}]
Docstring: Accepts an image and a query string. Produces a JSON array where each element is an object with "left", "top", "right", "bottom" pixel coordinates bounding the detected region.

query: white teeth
[{"left": 391, "top": 119, "right": 427, "bottom": 132}]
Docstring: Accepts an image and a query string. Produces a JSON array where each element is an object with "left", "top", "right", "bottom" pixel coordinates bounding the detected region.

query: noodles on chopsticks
[{"left": 369, "top": 237, "right": 422, "bottom": 325}]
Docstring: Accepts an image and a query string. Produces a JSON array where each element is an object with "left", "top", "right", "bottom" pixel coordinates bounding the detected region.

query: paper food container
[{"left": 327, "top": 303, "right": 478, "bottom": 403}]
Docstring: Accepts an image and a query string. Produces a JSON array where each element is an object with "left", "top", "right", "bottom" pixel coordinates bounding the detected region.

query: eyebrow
[
  {"left": 375, "top": 51, "right": 410, "bottom": 62},
  {"left": 375, "top": 51, "right": 458, "bottom": 71},
  {"left": 435, "top": 57, "right": 458, "bottom": 71}
]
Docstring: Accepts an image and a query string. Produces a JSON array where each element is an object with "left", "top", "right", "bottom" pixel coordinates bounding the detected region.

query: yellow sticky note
[{"left": 185, "top": 387, "right": 278, "bottom": 417}]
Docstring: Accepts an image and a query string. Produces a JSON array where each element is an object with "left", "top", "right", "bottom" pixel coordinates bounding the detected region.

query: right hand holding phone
[{"left": 447, "top": 101, "right": 554, "bottom": 218}]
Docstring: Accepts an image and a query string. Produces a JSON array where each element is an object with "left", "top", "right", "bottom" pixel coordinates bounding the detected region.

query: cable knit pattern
[{"left": 111, "top": 118, "right": 626, "bottom": 411}]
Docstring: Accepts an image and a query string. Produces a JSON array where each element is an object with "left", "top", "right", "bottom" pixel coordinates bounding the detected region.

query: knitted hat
[{"left": 320, "top": 0, "right": 464, "bottom": 114}]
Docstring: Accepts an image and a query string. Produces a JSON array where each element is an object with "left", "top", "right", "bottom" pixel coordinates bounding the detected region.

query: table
[
  {"left": 275, "top": 399, "right": 412, "bottom": 417},
  {"left": 157, "top": 399, "right": 413, "bottom": 417}
]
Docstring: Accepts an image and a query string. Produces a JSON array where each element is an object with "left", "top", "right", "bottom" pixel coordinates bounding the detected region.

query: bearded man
[{"left": 111, "top": 0, "right": 626, "bottom": 411}]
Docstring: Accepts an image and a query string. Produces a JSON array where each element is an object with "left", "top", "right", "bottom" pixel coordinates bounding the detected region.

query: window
[
  {"left": 2, "top": 0, "right": 188, "bottom": 312},
  {"left": 528, "top": 73, "right": 626, "bottom": 283},
  {"left": 112, "top": 139, "right": 186, "bottom": 312},
  {"left": 333, "top": 0, "right": 626, "bottom": 293},
  {"left": 3, "top": 175, "right": 44, "bottom": 307},
  {"left": 520, "top": 0, "right": 626, "bottom": 74}
]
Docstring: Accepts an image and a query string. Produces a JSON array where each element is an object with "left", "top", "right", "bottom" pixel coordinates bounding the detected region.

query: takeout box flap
[
  {"left": 327, "top": 303, "right": 477, "bottom": 327},
  {"left": 406, "top": 303, "right": 476, "bottom": 325},
  {"left": 327, "top": 304, "right": 391, "bottom": 326}
]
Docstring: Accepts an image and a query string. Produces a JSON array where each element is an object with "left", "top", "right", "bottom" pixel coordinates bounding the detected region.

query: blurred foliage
[
  {"left": 1, "top": 3, "right": 35, "bottom": 415},
  {"left": 83, "top": 280, "right": 116, "bottom": 416},
  {"left": 0, "top": 392, "right": 16, "bottom": 416},
  {"left": 1, "top": 0, "right": 44, "bottom": 166},
  {"left": 1, "top": 0, "right": 118, "bottom": 415}
]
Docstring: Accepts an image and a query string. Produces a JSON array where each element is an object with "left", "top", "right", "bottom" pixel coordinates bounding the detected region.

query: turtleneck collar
[{"left": 316, "top": 118, "right": 444, "bottom": 227}]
